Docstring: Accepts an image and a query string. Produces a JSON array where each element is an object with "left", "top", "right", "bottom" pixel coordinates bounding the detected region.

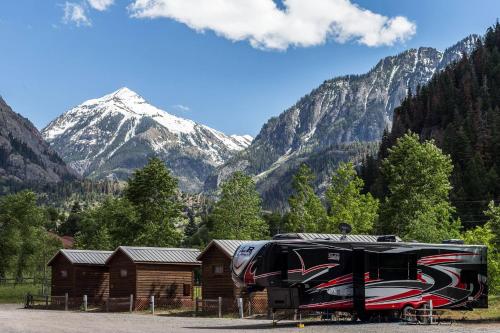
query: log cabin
[
  {"left": 47, "top": 249, "right": 112, "bottom": 302},
  {"left": 197, "top": 240, "right": 268, "bottom": 306},
  {"left": 106, "top": 246, "right": 201, "bottom": 309}
]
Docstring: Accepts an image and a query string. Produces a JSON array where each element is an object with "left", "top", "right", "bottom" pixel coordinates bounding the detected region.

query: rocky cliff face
[
  {"left": 0, "top": 97, "right": 77, "bottom": 183},
  {"left": 42, "top": 88, "right": 252, "bottom": 192},
  {"left": 207, "top": 35, "right": 479, "bottom": 209}
]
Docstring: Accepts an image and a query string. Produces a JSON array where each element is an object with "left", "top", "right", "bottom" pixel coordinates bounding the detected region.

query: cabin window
[
  {"left": 60, "top": 270, "right": 68, "bottom": 278},
  {"left": 212, "top": 265, "right": 224, "bottom": 274},
  {"left": 183, "top": 284, "right": 191, "bottom": 297},
  {"left": 120, "top": 269, "right": 128, "bottom": 278}
]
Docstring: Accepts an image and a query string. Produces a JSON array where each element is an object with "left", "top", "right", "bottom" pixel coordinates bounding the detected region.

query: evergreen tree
[
  {"left": 124, "top": 158, "right": 183, "bottom": 246},
  {"left": 325, "top": 162, "right": 378, "bottom": 234},
  {"left": 184, "top": 211, "right": 198, "bottom": 238},
  {"left": 378, "top": 133, "right": 461, "bottom": 242},
  {"left": 210, "top": 172, "right": 268, "bottom": 240},
  {"left": 58, "top": 201, "right": 82, "bottom": 237},
  {"left": 286, "top": 164, "right": 328, "bottom": 233}
]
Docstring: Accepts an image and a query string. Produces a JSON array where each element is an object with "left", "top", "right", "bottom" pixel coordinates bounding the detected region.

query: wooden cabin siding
[
  {"left": 135, "top": 264, "right": 196, "bottom": 299},
  {"left": 73, "top": 265, "right": 109, "bottom": 301},
  {"left": 108, "top": 250, "right": 136, "bottom": 298},
  {"left": 200, "top": 246, "right": 235, "bottom": 299},
  {"left": 50, "top": 255, "right": 74, "bottom": 297}
]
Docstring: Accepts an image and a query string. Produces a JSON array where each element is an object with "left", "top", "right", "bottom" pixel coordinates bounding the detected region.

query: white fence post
[
  {"left": 83, "top": 295, "right": 87, "bottom": 311},
  {"left": 129, "top": 294, "right": 134, "bottom": 313},
  {"left": 151, "top": 296, "right": 155, "bottom": 315},
  {"left": 218, "top": 297, "right": 222, "bottom": 318},
  {"left": 237, "top": 298, "right": 244, "bottom": 319},
  {"left": 64, "top": 293, "right": 68, "bottom": 311},
  {"left": 429, "top": 300, "right": 433, "bottom": 324}
]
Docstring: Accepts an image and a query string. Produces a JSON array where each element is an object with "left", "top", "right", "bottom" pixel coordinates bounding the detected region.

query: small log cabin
[
  {"left": 197, "top": 240, "right": 267, "bottom": 303},
  {"left": 106, "top": 246, "right": 201, "bottom": 308},
  {"left": 47, "top": 249, "right": 112, "bottom": 302}
]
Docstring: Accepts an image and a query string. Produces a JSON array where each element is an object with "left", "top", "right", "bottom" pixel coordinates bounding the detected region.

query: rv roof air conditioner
[
  {"left": 442, "top": 239, "right": 465, "bottom": 244},
  {"left": 272, "top": 233, "right": 301, "bottom": 240},
  {"left": 376, "top": 235, "right": 398, "bottom": 242}
]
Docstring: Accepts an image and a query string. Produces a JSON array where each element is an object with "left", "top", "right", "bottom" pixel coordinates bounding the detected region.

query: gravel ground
[{"left": 0, "top": 304, "right": 499, "bottom": 333}]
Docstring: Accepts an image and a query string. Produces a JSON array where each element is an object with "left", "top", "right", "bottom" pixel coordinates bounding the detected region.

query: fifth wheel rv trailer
[{"left": 231, "top": 234, "right": 488, "bottom": 319}]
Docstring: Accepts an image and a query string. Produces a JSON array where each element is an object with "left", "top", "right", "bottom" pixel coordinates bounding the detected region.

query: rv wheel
[{"left": 401, "top": 305, "right": 415, "bottom": 322}]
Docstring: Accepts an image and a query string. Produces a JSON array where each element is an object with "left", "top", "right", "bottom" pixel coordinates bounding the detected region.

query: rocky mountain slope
[
  {"left": 207, "top": 35, "right": 479, "bottom": 210},
  {"left": 42, "top": 88, "right": 252, "bottom": 192},
  {"left": 0, "top": 97, "right": 77, "bottom": 183}
]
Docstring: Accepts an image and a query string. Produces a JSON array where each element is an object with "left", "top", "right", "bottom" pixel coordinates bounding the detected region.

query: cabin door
[{"left": 352, "top": 248, "right": 366, "bottom": 314}]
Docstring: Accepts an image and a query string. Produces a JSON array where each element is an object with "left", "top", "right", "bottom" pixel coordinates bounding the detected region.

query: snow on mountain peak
[{"left": 41, "top": 88, "right": 253, "bottom": 190}]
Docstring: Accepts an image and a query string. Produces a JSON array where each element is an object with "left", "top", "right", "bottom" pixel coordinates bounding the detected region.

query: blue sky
[{"left": 1, "top": 1, "right": 499, "bottom": 136}]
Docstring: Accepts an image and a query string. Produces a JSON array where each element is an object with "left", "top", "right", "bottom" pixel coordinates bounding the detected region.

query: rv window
[
  {"left": 408, "top": 254, "right": 417, "bottom": 280},
  {"left": 460, "top": 270, "right": 477, "bottom": 284},
  {"left": 368, "top": 253, "right": 379, "bottom": 279},
  {"left": 379, "top": 254, "right": 410, "bottom": 280}
]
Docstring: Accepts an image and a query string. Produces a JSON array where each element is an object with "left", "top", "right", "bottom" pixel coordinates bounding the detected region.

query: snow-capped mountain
[
  {"left": 42, "top": 87, "right": 252, "bottom": 192},
  {"left": 206, "top": 35, "right": 479, "bottom": 210}
]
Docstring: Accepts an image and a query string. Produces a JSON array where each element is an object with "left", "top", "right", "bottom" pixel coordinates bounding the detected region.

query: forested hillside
[{"left": 363, "top": 23, "right": 500, "bottom": 227}]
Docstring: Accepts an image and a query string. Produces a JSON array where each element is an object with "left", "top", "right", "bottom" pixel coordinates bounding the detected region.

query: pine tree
[
  {"left": 286, "top": 164, "right": 328, "bottom": 233},
  {"left": 210, "top": 172, "right": 268, "bottom": 240},
  {"left": 58, "top": 201, "right": 82, "bottom": 237},
  {"left": 184, "top": 212, "right": 198, "bottom": 238}
]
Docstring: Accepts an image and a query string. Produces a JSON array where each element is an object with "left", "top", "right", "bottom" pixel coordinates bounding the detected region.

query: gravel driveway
[{"left": 0, "top": 304, "right": 498, "bottom": 333}]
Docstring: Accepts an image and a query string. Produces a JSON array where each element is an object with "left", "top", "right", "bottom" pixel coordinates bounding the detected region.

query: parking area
[{"left": 0, "top": 304, "right": 499, "bottom": 333}]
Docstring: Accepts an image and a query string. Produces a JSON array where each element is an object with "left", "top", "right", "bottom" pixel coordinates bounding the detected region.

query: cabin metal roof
[
  {"left": 48, "top": 249, "right": 113, "bottom": 266},
  {"left": 114, "top": 246, "right": 201, "bottom": 265},
  {"left": 280, "top": 233, "right": 402, "bottom": 242},
  {"left": 197, "top": 240, "right": 251, "bottom": 260}
]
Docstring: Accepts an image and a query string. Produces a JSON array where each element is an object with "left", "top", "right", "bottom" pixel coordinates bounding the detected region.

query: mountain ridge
[
  {"left": 0, "top": 96, "right": 78, "bottom": 183},
  {"left": 206, "top": 34, "right": 480, "bottom": 210}
]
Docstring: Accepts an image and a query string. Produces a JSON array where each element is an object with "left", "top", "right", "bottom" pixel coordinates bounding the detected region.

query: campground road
[{"left": 0, "top": 304, "right": 499, "bottom": 333}]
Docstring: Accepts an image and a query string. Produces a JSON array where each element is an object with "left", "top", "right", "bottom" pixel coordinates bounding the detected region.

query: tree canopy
[
  {"left": 286, "top": 164, "right": 328, "bottom": 233},
  {"left": 210, "top": 172, "right": 269, "bottom": 240},
  {"left": 325, "top": 162, "right": 378, "bottom": 234},
  {"left": 378, "top": 133, "right": 461, "bottom": 242}
]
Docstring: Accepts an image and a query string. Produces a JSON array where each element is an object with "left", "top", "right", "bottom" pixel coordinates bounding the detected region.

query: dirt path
[{"left": 1, "top": 304, "right": 499, "bottom": 333}]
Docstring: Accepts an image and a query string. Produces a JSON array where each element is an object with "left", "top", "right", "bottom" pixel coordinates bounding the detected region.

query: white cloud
[
  {"left": 128, "top": 0, "right": 416, "bottom": 50},
  {"left": 62, "top": 2, "right": 92, "bottom": 27},
  {"left": 172, "top": 104, "right": 190, "bottom": 112},
  {"left": 87, "top": 0, "right": 114, "bottom": 11}
]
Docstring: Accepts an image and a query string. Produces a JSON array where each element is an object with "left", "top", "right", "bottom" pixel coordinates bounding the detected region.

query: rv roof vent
[
  {"left": 377, "top": 235, "right": 398, "bottom": 242},
  {"left": 442, "top": 239, "right": 465, "bottom": 244}
]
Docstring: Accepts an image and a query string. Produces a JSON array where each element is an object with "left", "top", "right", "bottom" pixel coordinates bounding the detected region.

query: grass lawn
[
  {"left": 0, "top": 284, "right": 43, "bottom": 304},
  {"left": 442, "top": 295, "right": 500, "bottom": 321}
]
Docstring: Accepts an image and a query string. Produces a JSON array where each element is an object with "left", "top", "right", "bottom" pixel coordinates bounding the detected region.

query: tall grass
[{"left": 0, "top": 284, "right": 43, "bottom": 304}]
